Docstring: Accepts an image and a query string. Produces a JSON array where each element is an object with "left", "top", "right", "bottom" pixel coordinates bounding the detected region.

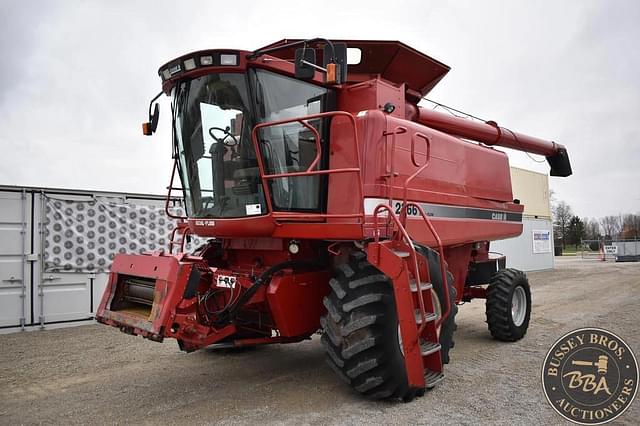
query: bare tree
[
  {"left": 553, "top": 201, "right": 573, "bottom": 248},
  {"left": 582, "top": 217, "right": 601, "bottom": 240},
  {"left": 621, "top": 213, "right": 640, "bottom": 239},
  {"left": 600, "top": 215, "right": 622, "bottom": 239}
]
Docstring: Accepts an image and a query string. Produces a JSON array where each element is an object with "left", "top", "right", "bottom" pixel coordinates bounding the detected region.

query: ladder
[{"left": 367, "top": 202, "right": 451, "bottom": 390}]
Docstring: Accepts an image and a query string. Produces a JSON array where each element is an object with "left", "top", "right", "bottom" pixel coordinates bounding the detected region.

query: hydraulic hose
[{"left": 213, "top": 259, "right": 321, "bottom": 327}]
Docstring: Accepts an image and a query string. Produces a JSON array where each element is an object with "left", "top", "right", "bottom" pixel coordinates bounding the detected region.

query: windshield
[
  {"left": 173, "top": 70, "right": 332, "bottom": 218},
  {"left": 174, "top": 73, "right": 264, "bottom": 218}
]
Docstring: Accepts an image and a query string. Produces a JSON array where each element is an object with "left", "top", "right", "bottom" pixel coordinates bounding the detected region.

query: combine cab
[{"left": 97, "top": 38, "right": 571, "bottom": 400}]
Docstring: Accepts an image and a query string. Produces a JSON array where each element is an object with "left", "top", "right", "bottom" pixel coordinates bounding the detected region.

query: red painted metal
[
  {"left": 414, "top": 107, "right": 567, "bottom": 157},
  {"left": 366, "top": 240, "right": 427, "bottom": 388},
  {"left": 372, "top": 203, "right": 427, "bottom": 331},
  {"left": 266, "top": 271, "right": 330, "bottom": 337},
  {"left": 401, "top": 133, "right": 431, "bottom": 207},
  {"left": 256, "top": 39, "right": 450, "bottom": 98},
  {"left": 97, "top": 39, "right": 571, "bottom": 393}
]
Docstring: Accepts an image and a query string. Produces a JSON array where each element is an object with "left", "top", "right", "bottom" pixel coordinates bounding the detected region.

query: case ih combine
[{"left": 97, "top": 38, "right": 571, "bottom": 400}]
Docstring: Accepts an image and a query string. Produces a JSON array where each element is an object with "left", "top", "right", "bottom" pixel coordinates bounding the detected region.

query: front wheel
[
  {"left": 485, "top": 268, "right": 531, "bottom": 342},
  {"left": 320, "top": 248, "right": 457, "bottom": 400}
]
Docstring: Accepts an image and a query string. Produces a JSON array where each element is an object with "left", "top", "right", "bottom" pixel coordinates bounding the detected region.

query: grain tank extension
[{"left": 97, "top": 39, "right": 571, "bottom": 401}]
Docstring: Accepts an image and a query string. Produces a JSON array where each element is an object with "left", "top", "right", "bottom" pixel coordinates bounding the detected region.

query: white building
[{"left": 491, "top": 167, "right": 554, "bottom": 271}]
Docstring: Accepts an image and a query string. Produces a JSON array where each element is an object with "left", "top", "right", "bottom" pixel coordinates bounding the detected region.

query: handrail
[
  {"left": 402, "top": 202, "right": 451, "bottom": 326},
  {"left": 251, "top": 110, "right": 364, "bottom": 220},
  {"left": 382, "top": 126, "right": 407, "bottom": 207},
  {"left": 165, "top": 158, "right": 188, "bottom": 220},
  {"left": 297, "top": 120, "right": 322, "bottom": 172},
  {"left": 400, "top": 132, "right": 431, "bottom": 227},
  {"left": 168, "top": 221, "right": 191, "bottom": 254},
  {"left": 372, "top": 203, "right": 428, "bottom": 333}
]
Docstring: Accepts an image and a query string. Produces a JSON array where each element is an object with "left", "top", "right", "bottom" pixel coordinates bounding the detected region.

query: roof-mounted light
[
  {"left": 169, "top": 63, "right": 182, "bottom": 76},
  {"left": 184, "top": 58, "right": 196, "bottom": 71},
  {"left": 220, "top": 53, "right": 238, "bottom": 66},
  {"left": 200, "top": 55, "right": 213, "bottom": 66},
  {"left": 159, "top": 51, "right": 241, "bottom": 82}
]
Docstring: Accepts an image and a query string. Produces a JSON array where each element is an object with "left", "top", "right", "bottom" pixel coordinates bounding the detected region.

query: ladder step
[
  {"left": 425, "top": 370, "right": 445, "bottom": 388},
  {"left": 420, "top": 340, "right": 441, "bottom": 356},
  {"left": 409, "top": 280, "right": 433, "bottom": 292},
  {"left": 392, "top": 249, "right": 410, "bottom": 258},
  {"left": 415, "top": 310, "right": 438, "bottom": 324}
]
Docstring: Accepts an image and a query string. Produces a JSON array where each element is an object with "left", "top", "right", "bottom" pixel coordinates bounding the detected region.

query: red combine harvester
[{"left": 97, "top": 39, "right": 571, "bottom": 400}]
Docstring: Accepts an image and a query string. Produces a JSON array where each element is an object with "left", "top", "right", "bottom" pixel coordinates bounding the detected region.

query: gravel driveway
[{"left": 1, "top": 257, "right": 638, "bottom": 425}]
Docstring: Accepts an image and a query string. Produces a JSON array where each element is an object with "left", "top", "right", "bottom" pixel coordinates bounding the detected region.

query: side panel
[
  {"left": 0, "top": 190, "right": 30, "bottom": 327},
  {"left": 266, "top": 270, "right": 330, "bottom": 337},
  {"left": 38, "top": 272, "right": 92, "bottom": 323},
  {"left": 377, "top": 115, "right": 514, "bottom": 204},
  {"left": 363, "top": 197, "right": 523, "bottom": 246}
]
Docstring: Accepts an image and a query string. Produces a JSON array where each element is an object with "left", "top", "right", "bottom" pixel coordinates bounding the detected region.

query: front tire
[
  {"left": 320, "top": 251, "right": 409, "bottom": 399},
  {"left": 321, "top": 248, "right": 457, "bottom": 400},
  {"left": 485, "top": 268, "right": 531, "bottom": 341}
]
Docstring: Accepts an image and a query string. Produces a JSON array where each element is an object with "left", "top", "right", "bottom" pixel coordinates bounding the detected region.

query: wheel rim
[{"left": 511, "top": 286, "right": 527, "bottom": 327}]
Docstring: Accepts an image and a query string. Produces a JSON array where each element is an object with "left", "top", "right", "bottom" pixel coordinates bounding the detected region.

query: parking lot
[{"left": 1, "top": 258, "right": 638, "bottom": 425}]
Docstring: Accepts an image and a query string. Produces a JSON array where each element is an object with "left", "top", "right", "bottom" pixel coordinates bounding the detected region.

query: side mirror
[
  {"left": 150, "top": 104, "right": 160, "bottom": 132},
  {"left": 294, "top": 41, "right": 348, "bottom": 84},
  {"left": 294, "top": 47, "right": 316, "bottom": 79},
  {"left": 142, "top": 92, "right": 163, "bottom": 136}
]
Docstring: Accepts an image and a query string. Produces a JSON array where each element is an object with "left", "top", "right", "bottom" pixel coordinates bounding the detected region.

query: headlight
[{"left": 288, "top": 241, "right": 300, "bottom": 255}]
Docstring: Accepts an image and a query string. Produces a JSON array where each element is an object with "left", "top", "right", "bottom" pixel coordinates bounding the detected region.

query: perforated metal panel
[
  {"left": 43, "top": 196, "right": 186, "bottom": 273},
  {"left": 0, "top": 186, "right": 202, "bottom": 331}
]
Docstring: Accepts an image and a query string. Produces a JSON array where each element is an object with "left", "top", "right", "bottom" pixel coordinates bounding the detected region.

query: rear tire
[{"left": 485, "top": 268, "right": 531, "bottom": 341}]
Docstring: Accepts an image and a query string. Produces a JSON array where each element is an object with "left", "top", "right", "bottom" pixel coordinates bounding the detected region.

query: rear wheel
[
  {"left": 320, "top": 249, "right": 456, "bottom": 400},
  {"left": 485, "top": 268, "right": 531, "bottom": 341}
]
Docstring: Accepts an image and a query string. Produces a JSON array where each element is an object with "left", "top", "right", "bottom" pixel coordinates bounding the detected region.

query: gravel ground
[{"left": 0, "top": 258, "right": 638, "bottom": 425}]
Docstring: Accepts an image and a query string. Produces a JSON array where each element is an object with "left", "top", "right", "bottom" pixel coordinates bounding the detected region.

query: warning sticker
[{"left": 245, "top": 204, "right": 262, "bottom": 215}]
